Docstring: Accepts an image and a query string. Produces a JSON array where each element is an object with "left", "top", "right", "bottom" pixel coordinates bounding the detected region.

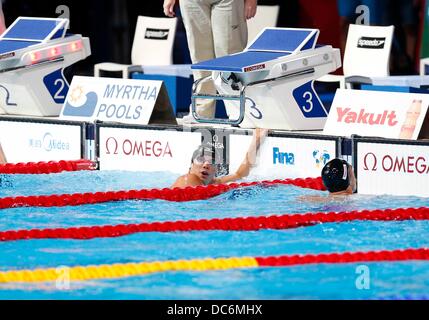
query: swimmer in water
[
  {"left": 321, "top": 158, "right": 356, "bottom": 195},
  {"left": 171, "top": 128, "right": 267, "bottom": 188},
  {"left": 300, "top": 158, "right": 356, "bottom": 202}
]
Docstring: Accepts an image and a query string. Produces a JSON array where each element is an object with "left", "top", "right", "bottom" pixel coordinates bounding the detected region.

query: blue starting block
[
  {"left": 190, "top": 28, "right": 342, "bottom": 130},
  {"left": 0, "top": 17, "right": 91, "bottom": 116}
]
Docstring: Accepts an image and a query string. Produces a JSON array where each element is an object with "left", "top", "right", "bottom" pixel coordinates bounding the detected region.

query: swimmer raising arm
[
  {"left": 0, "top": 143, "right": 7, "bottom": 164},
  {"left": 171, "top": 128, "right": 268, "bottom": 188}
]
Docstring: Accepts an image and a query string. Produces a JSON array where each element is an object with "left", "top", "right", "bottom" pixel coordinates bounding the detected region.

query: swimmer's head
[
  {"left": 189, "top": 145, "right": 217, "bottom": 184},
  {"left": 191, "top": 145, "right": 215, "bottom": 165},
  {"left": 321, "top": 159, "right": 353, "bottom": 193}
]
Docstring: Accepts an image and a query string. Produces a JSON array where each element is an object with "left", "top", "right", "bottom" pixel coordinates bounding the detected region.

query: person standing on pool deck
[
  {"left": 172, "top": 128, "right": 267, "bottom": 188},
  {"left": 163, "top": 0, "right": 257, "bottom": 121}
]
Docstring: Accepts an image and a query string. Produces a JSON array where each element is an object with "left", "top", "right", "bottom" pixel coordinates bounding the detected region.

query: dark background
[{"left": 2, "top": 0, "right": 424, "bottom": 75}]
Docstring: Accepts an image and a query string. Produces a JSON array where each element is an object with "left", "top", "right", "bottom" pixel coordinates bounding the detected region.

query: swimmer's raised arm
[
  {"left": 215, "top": 128, "right": 268, "bottom": 184},
  {"left": 0, "top": 143, "right": 7, "bottom": 164}
]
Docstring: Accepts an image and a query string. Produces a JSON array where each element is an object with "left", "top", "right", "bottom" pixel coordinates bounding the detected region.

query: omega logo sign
[
  {"left": 105, "top": 137, "right": 172, "bottom": 158},
  {"left": 363, "top": 152, "right": 429, "bottom": 174}
]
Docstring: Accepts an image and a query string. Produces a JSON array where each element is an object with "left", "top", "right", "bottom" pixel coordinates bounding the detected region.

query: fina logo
[
  {"left": 313, "top": 150, "right": 331, "bottom": 168},
  {"left": 273, "top": 147, "right": 295, "bottom": 165},
  {"left": 62, "top": 85, "right": 98, "bottom": 117}
]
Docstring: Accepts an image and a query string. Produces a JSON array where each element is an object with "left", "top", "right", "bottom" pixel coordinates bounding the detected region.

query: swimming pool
[{"left": 0, "top": 170, "right": 429, "bottom": 299}]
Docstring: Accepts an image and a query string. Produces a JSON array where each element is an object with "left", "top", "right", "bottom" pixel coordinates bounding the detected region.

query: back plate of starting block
[
  {"left": 191, "top": 27, "right": 341, "bottom": 130},
  {"left": 0, "top": 17, "right": 90, "bottom": 116}
]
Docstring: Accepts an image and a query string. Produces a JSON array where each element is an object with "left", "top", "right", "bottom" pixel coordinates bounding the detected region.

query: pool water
[{"left": 0, "top": 171, "right": 428, "bottom": 299}]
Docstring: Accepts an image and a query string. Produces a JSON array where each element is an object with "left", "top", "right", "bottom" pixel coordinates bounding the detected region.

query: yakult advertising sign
[
  {"left": 357, "top": 141, "right": 429, "bottom": 197},
  {"left": 324, "top": 89, "right": 429, "bottom": 139},
  {"left": 60, "top": 76, "right": 170, "bottom": 125}
]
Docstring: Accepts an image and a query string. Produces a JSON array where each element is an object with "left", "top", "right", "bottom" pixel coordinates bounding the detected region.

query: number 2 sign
[{"left": 43, "top": 69, "right": 69, "bottom": 104}]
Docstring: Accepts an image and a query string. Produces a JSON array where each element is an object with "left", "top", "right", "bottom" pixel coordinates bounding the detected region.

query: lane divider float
[
  {"left": 1, "top": 207, "right": 428, "bottom": 242},
  {"left": 0, "top": 177, "right": 325, "bottom": 209},
  {"left": 0, "top": 160, "right": 97, "bottom": 174},
  {"left": 0, "top": 248, "right": 428, "bottom": 283}
]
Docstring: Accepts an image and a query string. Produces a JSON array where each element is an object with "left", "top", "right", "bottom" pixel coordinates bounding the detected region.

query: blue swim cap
[{"left": 321, "top": 159, "right": 350, "bottom": 193}]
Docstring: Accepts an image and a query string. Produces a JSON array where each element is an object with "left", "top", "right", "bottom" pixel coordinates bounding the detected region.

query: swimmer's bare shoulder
[{"left": 171, "top": 173, "right": 202, "bottom": 188}]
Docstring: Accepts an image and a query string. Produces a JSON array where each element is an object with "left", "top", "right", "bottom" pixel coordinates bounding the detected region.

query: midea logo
[{"left": 43, "top": 133, "right": 70, "bottom": 152}]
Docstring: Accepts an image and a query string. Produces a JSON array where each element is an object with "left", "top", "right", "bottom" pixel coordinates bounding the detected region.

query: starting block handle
[
  {"left": 191, "top": 76, "right": 246, "bottom": 125},
  {"left": 191, "top": 68, "right": 315, "bottom": 126}
]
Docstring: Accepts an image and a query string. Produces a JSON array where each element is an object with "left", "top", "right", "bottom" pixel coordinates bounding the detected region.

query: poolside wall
[{"left": 1, "top": 116, "right": 428, "bottom": 197}]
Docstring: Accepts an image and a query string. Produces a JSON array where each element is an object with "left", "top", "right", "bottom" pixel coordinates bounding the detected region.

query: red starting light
[
  {"left": 29, "top": 51, "right": 40, "bottom": 63},
  {"left": 50, "top": 47, "right": 61, "bottom": 57},
  {"left": 70, "top": 41, "right": 81, "bottom": 52}
]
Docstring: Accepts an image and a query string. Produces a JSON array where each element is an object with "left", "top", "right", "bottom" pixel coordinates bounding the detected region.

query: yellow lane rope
[{"left": 0, "top": 257, "right": 258, "bottom": 283}]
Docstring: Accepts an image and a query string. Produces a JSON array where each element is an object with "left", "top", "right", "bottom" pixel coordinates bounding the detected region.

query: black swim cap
[
  {"left": 321, "top": 159, "right": 350, "bottom": 193},
  {"left": 191, "top": 145, "right": 215, "bottom": 164}
]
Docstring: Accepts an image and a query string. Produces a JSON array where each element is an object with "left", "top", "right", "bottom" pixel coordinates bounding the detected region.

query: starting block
[
  {"left": 191, "top": 28, "right": 341, "bottom": 130},
  {"left": 0, "top": 17, "right": 91, "bottom": 116}
]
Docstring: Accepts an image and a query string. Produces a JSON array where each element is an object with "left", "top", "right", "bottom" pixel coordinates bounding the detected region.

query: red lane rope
[
  {"left": 0, "top": 160, "right": 97, "bottom": 174},
  {"left": 0, "top": 177, "right": 325, "bottom": 209},
  {"left": 255, "top": 248, "right": 429, "bottom": 267},
  {"left": 1, "top": 206, "right": 428, "bottom": 242}
]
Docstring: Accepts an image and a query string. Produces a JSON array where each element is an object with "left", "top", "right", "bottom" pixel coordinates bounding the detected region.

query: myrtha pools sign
[{"left": 60, "top": 76, "right": 165, "bottom": 125}]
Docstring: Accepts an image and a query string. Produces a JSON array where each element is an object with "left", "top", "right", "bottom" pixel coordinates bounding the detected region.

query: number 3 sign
[{"left": 292, "top": 81, "right": 328, "bottom": 118}]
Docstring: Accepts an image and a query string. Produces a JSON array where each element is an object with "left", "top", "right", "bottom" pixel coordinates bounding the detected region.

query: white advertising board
[
  {"left": 229, "top": 134, "right": 337, "bottom": 179},
  {"left": 60, "top": 76, "right": 173, "bottom": 125},
  {"left": 98, "top": 127, "right": 202, "bottom": 174},
  {"left": 324, "top": 89, "right": 429, "bottom": 139},
  {"left": 356, "top": 141, "right": 429, "bottom": 197},
  {"left": 0, "top": 120, "right": 82, "bottom": 163}
]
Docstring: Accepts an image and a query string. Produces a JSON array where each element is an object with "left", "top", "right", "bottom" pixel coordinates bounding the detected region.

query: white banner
[
  {"left": 229, "top": 135, "right": 337, "bottom": 179},
  {"left": 0, "top": 120, "right": 82, "bottom": 163},
  {"left": 357, "top": 141, "right": 429, "bottom": 197},
  {"left": 60, "top": 76, "right": 165, "bottom": 125},
  {"left": 98, "top": 127, "right": 202, "bottom": 174},
  {"left": 324, "top": 89, "right": 429, "bottom": 139}
]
